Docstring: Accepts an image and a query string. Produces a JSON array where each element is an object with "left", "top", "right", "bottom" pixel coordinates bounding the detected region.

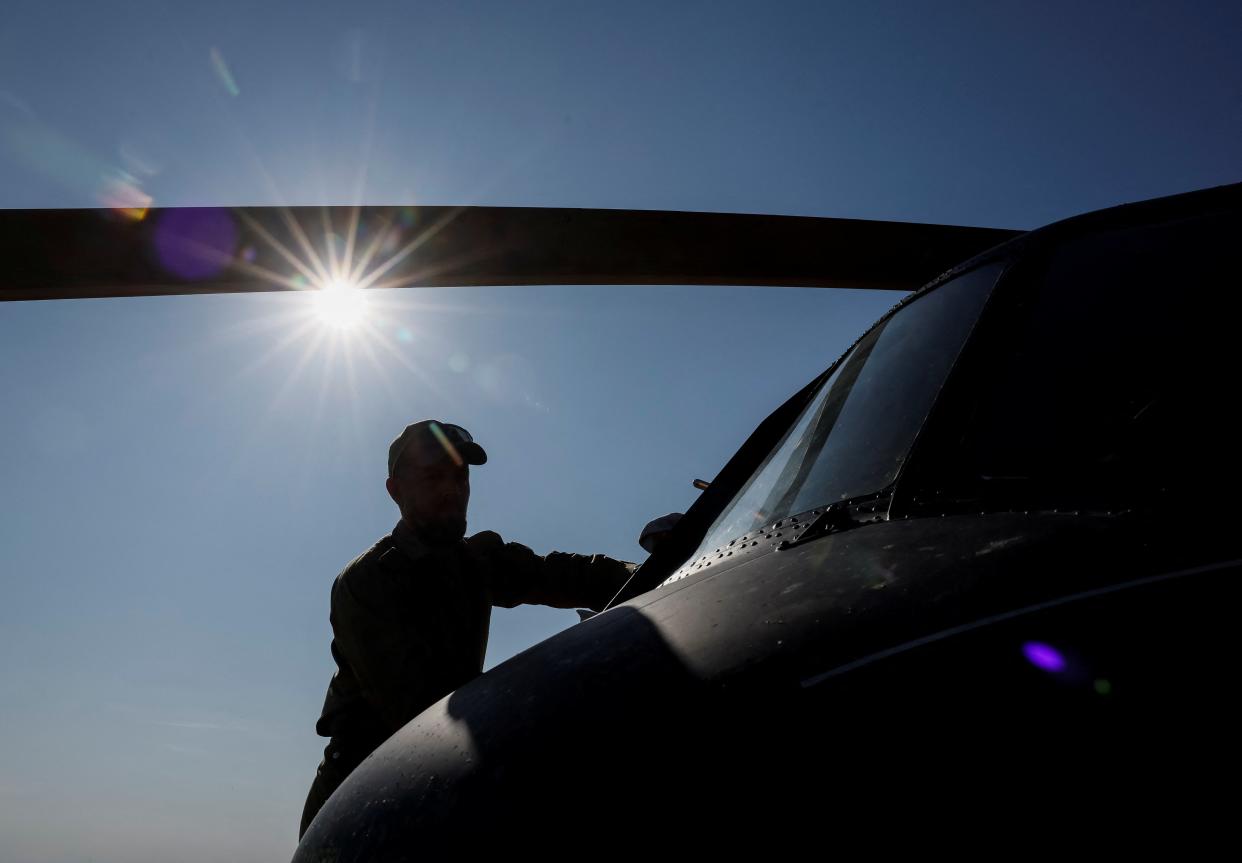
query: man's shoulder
[{"left": 332, "top": 536, "right": 407, "bottom": 599}]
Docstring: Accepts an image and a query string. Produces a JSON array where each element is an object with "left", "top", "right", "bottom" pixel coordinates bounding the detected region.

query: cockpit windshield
[{"left": 680, "top": 263, "right": 1003, "bottom": 570}]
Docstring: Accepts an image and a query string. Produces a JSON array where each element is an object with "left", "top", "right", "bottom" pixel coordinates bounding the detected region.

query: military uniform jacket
[{"left": 314, "top": 520, "right": 637, "bottom": 760}]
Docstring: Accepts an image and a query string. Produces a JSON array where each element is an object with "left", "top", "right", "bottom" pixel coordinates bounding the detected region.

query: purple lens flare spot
[
  {"left": 154, "top": 208, "right": 239, "bottom": 280},
  {"left": 1022, "top": 641, "right": 1067, "bottom": 673}
]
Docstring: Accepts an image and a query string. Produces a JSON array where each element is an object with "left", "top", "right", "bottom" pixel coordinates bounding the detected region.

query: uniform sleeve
[
  {"left": 329, "top": 563, "right": 442, "bottom": 735},
  {"left": 468, "top": 530, "right": 638, "bottom": 611}
]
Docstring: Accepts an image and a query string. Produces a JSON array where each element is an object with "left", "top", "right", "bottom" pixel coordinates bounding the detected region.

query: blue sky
[{"left": 1, "top": 1, "right": 1239, "bottom": 860}]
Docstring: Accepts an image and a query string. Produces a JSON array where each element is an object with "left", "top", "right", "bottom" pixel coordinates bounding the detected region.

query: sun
[{"left": 313, "top": 278, "right": 370, "bottom": 330}]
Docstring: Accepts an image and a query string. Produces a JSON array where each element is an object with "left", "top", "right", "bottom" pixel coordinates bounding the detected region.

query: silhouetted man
[{"left": 300, "top": 420, "right": 637, "bottom": 837}]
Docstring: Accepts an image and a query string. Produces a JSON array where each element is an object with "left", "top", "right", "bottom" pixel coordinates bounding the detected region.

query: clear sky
[{"left": 1, "top": 1, "right": 1238, "bottom": 860}]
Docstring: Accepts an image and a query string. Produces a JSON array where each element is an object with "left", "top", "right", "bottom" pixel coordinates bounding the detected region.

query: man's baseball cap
[{"left": 388, "top": 420, "right": 488, "bottom": 476}]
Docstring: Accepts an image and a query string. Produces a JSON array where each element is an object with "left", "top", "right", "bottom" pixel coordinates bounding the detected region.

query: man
[{"left": 300, "top": 420, "right": 639, "bottom": 837}]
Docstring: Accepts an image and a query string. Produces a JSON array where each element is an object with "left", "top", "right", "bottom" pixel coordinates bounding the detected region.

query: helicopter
[{"left": 6, "top": 181, "right": 1239, "bottom": 856}]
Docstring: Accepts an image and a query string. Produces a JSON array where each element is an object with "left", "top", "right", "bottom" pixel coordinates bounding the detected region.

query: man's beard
[{"left": 419, "top": 515, "right": 467, "bottom": 546}]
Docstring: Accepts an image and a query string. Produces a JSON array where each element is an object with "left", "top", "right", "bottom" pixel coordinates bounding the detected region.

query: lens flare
[
  {"left": 1022, "top": 641, "right": 1067, "bottom": 673},
  {"left": 154, "top": 208, "right": 238, "bottom": 279},
  {"left": 210, "top": 47, "right": 240, "bottom": 97},
  {"left": 99, "top": 170, "right": 151, "bottom": 221}
]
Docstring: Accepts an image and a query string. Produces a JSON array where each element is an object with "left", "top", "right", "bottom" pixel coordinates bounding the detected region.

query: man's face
[{"left": 387, "top": 458, "right": 471, "bottom": 544}]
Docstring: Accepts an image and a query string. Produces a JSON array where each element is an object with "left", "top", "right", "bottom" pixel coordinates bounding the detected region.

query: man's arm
[
  {"left": 329, "top": 562, "right": 443, "bottom": 735},
  {"left": 468, "top": 530, "right": 637, "bottom": 612}
]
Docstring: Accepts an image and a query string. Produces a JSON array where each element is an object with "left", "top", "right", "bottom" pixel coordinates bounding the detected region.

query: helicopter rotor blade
[{"left": 0, "top": 205, "right": 1021, "bottom": 302}]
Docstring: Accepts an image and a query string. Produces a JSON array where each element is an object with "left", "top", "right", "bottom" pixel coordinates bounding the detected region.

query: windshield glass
[{"left": 684, "top": 263, "right": 1002, "bottom": 565}]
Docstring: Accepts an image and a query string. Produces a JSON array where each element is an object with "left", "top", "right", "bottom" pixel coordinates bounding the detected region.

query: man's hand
[{"left": 638, "top": 512, "right": 684, "bottom": 554}]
